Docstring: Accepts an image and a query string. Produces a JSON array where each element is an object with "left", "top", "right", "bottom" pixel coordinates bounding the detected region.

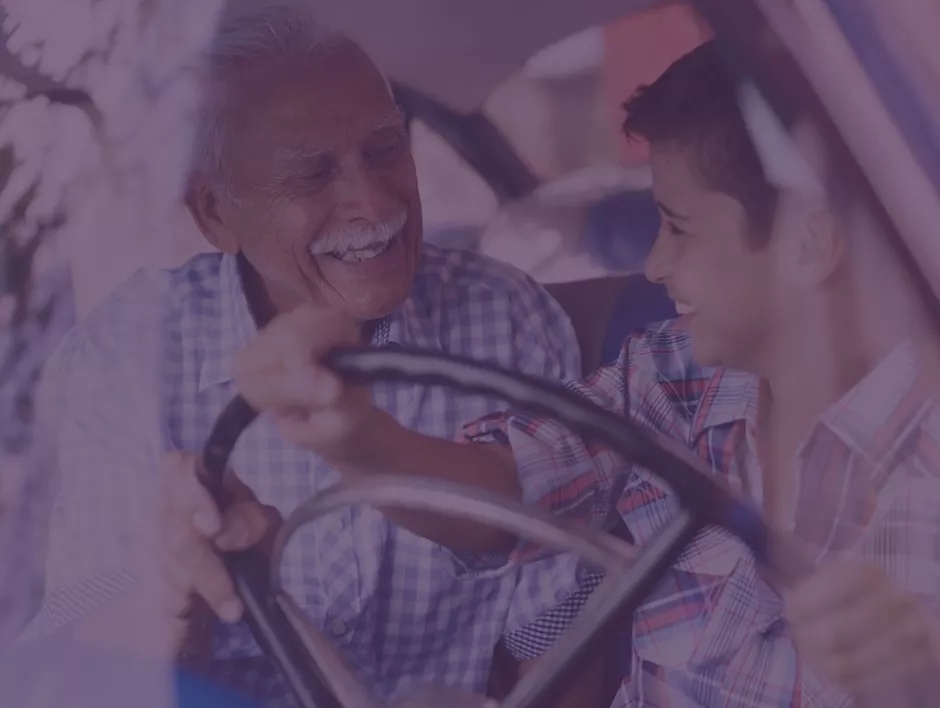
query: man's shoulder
[
  {"left": 416, "top": 243, "right": 552, "bottom": 302},
  {"left": 412, "top": 244, "right": 579, "bottom": 374},
  {"left": 49, "top": 253, "right": 224, "bottom": 373}
]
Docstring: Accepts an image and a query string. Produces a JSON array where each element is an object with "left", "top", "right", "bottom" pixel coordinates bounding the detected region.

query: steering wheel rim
[
  {"left": 200, "top": 346, "right": 811, "bottom": 708},
  {"left": 271, "top": 475, "right": 694, "bottom": 708}
]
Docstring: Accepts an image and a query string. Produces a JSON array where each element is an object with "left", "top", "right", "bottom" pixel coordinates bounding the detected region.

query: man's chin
[{"left": 329, "top": 282, "right": 412, "bottom": 323}]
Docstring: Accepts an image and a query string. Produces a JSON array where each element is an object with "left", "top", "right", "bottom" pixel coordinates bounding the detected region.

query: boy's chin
[{"left": 688, "top": 333, "right": 725, "bottom": 369}]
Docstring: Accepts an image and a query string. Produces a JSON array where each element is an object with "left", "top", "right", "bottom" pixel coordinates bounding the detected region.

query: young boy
[
  {"left": 188, "top": 42, "right": 940, "bottom": 706},
  {"left": 464, "top": 42, "right": 940, "bottom": 705}
]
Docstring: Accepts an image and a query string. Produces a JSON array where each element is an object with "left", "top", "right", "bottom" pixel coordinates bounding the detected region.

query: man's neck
[
  {"left": 236, "top": 252, "right": 378, "bottom": 342},
  {"left": 238, "top": 252, "right": 279, "bottom": 328}
]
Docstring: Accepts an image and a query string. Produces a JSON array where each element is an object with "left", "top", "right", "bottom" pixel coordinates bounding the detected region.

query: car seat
[{"left": 546, "top": 273, "right": 675, "bottom": 376}]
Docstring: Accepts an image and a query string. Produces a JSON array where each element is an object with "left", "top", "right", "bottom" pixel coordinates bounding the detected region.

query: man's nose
[
  {"left": 332, "top": 156, "right": 396, "bottom": 222},
  {"left": 643, "top": 233, "right": 674, "bottom": 285}
]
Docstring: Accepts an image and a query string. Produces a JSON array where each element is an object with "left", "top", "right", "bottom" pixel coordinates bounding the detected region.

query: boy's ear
[
  {"left": 782, "top": 119, "right": 847, "bottom": 285},
  {"left": 184, "top": 177, "right": 239, "bottom": 255},
  {"left": 800, "top": 207, "right": 845, "bottom": 284}
]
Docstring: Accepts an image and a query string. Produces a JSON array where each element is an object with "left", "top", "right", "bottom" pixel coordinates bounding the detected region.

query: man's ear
[
  {"left": 800, "top": 207, "right": 845, "bottom": 284},
  {"left": 184, "top": 176, "right": 239, "bottom": 255}
]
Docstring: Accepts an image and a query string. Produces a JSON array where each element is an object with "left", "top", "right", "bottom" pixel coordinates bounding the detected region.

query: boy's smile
[{"left": 643, "top": 143, "right": 784, "bottom": 372}]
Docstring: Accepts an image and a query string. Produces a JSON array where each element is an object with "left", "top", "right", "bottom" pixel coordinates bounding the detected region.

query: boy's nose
[{"left": 643, "top": 234, "right": 673, "bottom": 284}]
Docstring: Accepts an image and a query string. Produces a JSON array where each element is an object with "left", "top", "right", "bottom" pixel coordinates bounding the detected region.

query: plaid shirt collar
[
  {"left": 197, "top": 254, "right": 257, "bottom": 392},
  {"left": 688, "top": 339, "right": 934, "bottom": 561},
  {"left": 817, "top": 340, "right": 932, "bottom": 474},
  {"left": 690, "top": 367, "right": 759, "bottom": 440},
  {"left": 197, "top": 253, "right": 399, "bottom": 392},
  {"left": 690, "top": 340, "right": 930, "bottom": 466}
]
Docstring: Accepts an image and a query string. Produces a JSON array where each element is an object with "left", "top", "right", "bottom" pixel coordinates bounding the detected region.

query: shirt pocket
[
  {"left": 857, "top": 477, "right": 940, "bottom": 603},
  {"left": 631, "top": 528, "right": 744, "bottom": 669}
]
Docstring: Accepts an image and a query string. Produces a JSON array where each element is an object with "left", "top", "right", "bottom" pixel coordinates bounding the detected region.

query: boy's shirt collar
[
  {"left": 688, "top": 339, "right": 934, "bottom": 560},
  {"left": 690, "top": 340, "right": 926, "bottom": 447}
]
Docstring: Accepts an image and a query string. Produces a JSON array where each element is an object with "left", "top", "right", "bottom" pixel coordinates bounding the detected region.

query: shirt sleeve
[
  {"left": 501, "top": 566, "right": 605, "bottom": 662},
  {"left": 462, "top": 338, "right": 635, "bottom": 530},
  {"left": 18, "top": 270, "right": 171, "bottom": 639},
  {"left": 462, "top": 333, "right": 665, "bottom": 660}
]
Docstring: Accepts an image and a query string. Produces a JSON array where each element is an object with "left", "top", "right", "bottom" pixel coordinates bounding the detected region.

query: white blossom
[
  {"left": 0, "top": 0, "right": 224, "bottom": 640},
  {"left": 1, "top": 0, "right": 224, "bottom": 254}
]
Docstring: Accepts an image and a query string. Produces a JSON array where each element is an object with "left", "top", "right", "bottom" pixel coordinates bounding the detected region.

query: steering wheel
[{"left": 200, "top": 346, "right": 810, "bottom": 708}]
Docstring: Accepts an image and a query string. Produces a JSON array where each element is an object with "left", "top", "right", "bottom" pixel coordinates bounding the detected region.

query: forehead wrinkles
[
  {"left": 219, "top": 63, "right": 402, "bottom": 194},
  {"left": 230, "top": 73, "right": 401, "bottom": 148},
  {"left": 242, "top": 106, "right": 406, "bottom": 172}
]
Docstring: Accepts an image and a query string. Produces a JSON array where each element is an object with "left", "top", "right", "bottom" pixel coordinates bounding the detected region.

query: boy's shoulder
[
  {"left": 622, "top": 320, "right": 752, "bottom": 427},
  {"left": 625, "top": 319, "right": 715, "bottom": 387}
]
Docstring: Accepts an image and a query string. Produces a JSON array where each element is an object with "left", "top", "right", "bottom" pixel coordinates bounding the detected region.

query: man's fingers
[
  {"left": 274, "top": 407, "right": 359, "bottom": 450},
  {"left": 221, "top": 468, "right": 260, "bottom": 504},
  {"left": 802, "top": 613, "right": 929, "bottom": 691},
  {"left": 215, "top": 500, "right": 280, "bottom": 551},
  {"left": 191, "top": 550, "right": 243, "bottom": 623},
  {"left": 787, "top": 564, "right": 934, "bottom": 693},
  {"left": 792, "top": 600, "right": 893, "bottom": 681},
  {"left": 157, "top": 451, "right": 276, "bottom": 626},
  {"left": 785, "top": 562, "right": 881, "bottom": 624},
  {"left": 233, "top": 306, "right": 357, "bottom": 412},
  {"left": 161, "top": 452, "right": 221, "bottom": 536},
  {"left": 164, "top": 525, "right": 242, "bottom": 622},
  {"left": 237, "top": 362, "right": 344, "bottom": 412}
]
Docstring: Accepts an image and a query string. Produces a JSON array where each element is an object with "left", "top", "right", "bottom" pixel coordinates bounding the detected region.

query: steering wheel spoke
[{"left": 200, "top": 346, "right": 792, "bottom": 708}]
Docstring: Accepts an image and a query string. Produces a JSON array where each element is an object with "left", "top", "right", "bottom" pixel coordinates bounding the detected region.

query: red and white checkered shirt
[{"left": 464, "top": 321, "right": 940, "bottom": 707}]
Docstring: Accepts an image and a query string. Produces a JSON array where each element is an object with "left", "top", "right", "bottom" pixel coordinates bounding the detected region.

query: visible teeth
[
  {"left": 330, "top": 238, "right": 393, "bottom": 262},
  {"left": 310, "top": 210, "right": 407, "bottom": 260},
  {"left": 675, "top": 303, "right": 696, "bottom": 315}
]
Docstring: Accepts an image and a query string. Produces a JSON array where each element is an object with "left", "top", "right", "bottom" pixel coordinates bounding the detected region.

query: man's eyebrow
[
  {"left": 273, "top": 144, "right": 328, "bottom": 163},
  {"left": 271, "top": 109, "right": 406, "bottom": 163},
  {"left": 372, "top": 108, "right": 406, "bottom": 131},
  {"left": 656, "top": 200, "right": 688, "bottom": 221}
]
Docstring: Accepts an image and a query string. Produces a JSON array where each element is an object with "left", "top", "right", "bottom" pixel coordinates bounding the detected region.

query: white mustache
[{"left": 309, "top": 210, "right": 408, "bottom": 254}]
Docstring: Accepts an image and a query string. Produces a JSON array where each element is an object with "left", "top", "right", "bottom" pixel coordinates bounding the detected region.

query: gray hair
[{"left": 190, "top": 0, "right": 359, "bottom": 193}]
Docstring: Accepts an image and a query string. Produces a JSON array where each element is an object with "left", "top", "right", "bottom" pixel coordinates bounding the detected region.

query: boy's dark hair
[{"left": 623, "top": 41, "right": 778, "bottom": 246}]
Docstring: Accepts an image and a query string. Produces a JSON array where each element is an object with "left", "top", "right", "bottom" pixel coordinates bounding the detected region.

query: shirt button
[
  {"left": 330, "top": 620, "right": 348, "bottom": 637},
  {"left": 327, "top": 515, "right": 345, "bottom": 535}
]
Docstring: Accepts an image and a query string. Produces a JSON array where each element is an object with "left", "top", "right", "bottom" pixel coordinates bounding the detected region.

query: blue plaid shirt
[{"left": 22, "top": 245, "right": 586, "bottom": 705}]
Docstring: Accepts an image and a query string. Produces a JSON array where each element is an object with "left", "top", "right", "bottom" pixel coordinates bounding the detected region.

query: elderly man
[
  {"left": 229, "top": 41, "right": 940, "bottom": 708},
  {"left": 21, "top": 2, "right": 604, "bottom": 706}
]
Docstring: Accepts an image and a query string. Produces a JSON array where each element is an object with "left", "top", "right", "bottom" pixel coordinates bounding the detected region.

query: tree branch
[{"left": 0, "top": 8, "right": 92, "bottom": 106}]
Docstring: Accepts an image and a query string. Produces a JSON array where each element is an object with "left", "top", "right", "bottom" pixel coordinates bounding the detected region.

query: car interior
[
  {"left": 389, "top": 4, "right": 687, "bottom": 377},
  {"left": 544, "top": 273, "right": 675, "bottom": 375},
  {"left": 3, "top": 0, "right": 940, "bottom": 707}
]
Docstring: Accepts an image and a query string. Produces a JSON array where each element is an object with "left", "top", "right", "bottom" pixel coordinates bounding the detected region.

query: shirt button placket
[{"left": 319, "top": 508, "right": 354, "bottom": 645}]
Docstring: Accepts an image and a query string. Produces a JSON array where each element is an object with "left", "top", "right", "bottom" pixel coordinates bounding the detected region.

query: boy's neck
[
  {"left": 761, "top": 314, "right": 894, "bottom": 435},
  {"left": 753, "top": 297, "right": 898, "bottom": 521}
]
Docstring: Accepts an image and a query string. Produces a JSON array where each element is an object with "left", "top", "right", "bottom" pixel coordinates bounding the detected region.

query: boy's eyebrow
[{"left": 656, "top": 200, "right": 689, "bottom": 221}]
